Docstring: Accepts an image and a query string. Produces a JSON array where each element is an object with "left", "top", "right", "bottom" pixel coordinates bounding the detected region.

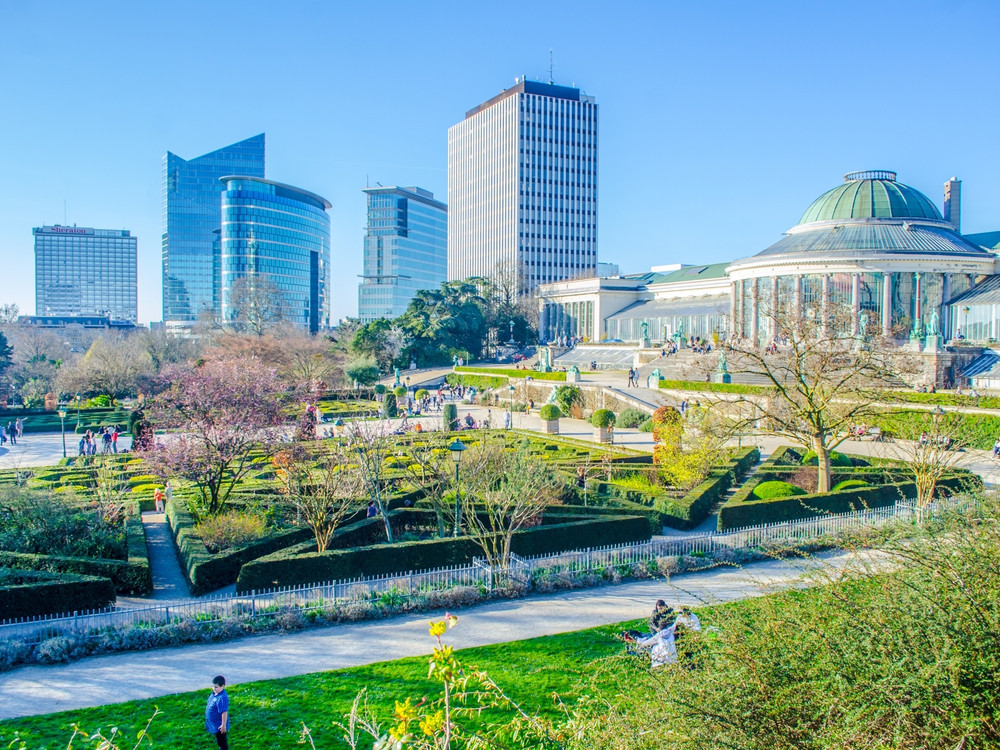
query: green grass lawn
[{"left": 0, "top": 618, "right": 650, "bottom": 749}]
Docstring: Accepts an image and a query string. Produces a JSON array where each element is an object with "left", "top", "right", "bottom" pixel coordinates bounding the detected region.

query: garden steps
[
  {"left": 708, "top": 454, "right": 768, "bottom": 516},
  {"left": 140, "top": 512, "right": 191, "bottom": 600}
]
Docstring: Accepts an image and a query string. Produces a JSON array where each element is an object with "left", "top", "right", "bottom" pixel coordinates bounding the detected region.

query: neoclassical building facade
[{"left": 538, "top": 170, "right": 1000, "bottom": 351}]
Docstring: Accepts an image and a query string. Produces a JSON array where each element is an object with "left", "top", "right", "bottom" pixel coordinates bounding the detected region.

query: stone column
[
  {"left": 770, "top": 276, "right": 779, "bottom": 340},
  {"left": 539, "top": 303, "right": 548, "bottom": 343},
  {"left": 913, "top": 272, "right": 923, "bottom": 335},
  {"left": 882, "top": 272, "right": 893, "bottom": 336},
  {"left": 821, "top": 274, "right": 831, "bottom": 336},
  {"left": 851, "top": 273, "right": 861, "bottom": 335},
  {"left": 729, "top": 283, "right": 737, "bottom": 336},
  {"left": 941, "top": 274, "right": 951, "bottom": 340},
  {"left": 794, "top": 275, "right": 803, "bottom": 321},
  {"left": 750, "top": 278, "right": 760, "bottom": 344}
]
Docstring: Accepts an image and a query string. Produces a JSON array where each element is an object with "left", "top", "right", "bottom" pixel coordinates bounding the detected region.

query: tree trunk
[{"left": 813, "top": 438, "right": 832, "bottom": 493}]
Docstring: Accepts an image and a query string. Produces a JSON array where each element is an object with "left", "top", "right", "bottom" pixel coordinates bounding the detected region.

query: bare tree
[
  {"left": 345, "top": 418, "right": 397, "bottom": 543},
  {"left": 400, "top": 437, "right": 454, "bottom": 536},
  {"left": 140, "top": 328, "right": 200, "bottom": 374},
  {"left": 878, "top": 409, "right": 976, "bottom": 520},
  {"left": 227, "top": 273, "right": 286, "bottom": 336},
  {"left": 709, "top": 302, "right": 917, "bottom": 492},
  {"left": 273, "top": 444, "right": 365, "bottom": 552},
  {"left": 88, "top": 457, "right": 134, "bottom": 525},
  {"left": 56, "top": 333, "right": 153, "bottom": 404},
  {"left": 461, "top": 441, "right": 560, "bottom": 570}
]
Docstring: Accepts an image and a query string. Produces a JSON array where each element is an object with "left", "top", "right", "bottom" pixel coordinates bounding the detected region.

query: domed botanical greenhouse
[{"left": 536, "top": 169, "right": 1000, "bottom": 387}]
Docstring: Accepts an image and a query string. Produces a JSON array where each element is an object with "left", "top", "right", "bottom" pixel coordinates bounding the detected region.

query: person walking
[
  {"left": 6, "top": 421, "right": 15, "bottom": 445},
  {"left": 15, "top": 417, "right": 23, "bottom": 441},
  {"left": 205, "top": 675, "right": 230, "bottom": 750}
]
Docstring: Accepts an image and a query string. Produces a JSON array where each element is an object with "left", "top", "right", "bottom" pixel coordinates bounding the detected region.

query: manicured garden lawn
[{"left": 0, "top": 619, "right": 649, "bottom": 749}]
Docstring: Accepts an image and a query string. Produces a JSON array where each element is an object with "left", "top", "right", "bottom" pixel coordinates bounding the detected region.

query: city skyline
[{"left": 2, "top": 1, "right": 999, "bottom": 325}]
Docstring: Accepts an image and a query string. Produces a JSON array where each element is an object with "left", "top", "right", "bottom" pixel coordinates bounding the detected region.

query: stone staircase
[{"left": 637, "top": 350, "right": 775, "bottom": 387}]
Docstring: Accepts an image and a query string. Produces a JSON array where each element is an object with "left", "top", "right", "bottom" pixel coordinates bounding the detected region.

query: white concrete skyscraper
[{"left": 447, "top": 78, "right": 598, "bottom": 293}]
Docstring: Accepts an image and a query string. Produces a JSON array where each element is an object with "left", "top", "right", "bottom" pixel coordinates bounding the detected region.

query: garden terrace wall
[
  {"left": 0, "top": 569, "right": 116, "bottom": 618},
  {"left": 235, "top": 514, "right": 651, "bottom": 591},
  {"left": 0, "top": 515, "right": 152, "bottom": 595},
  {"left": 717, "top": 474, "right": 976, "bottom": 530}
]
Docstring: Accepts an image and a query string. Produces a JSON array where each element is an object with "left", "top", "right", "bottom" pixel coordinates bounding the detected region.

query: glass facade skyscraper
[
  {"left": 448, "top": 78, "right": 598, "bottom": 293},
  {"left": 358, "top": 186, "right": 447, "bottom": 322},
  {"left": 220, "top": 177, "right": 331, "bottom": 333},
  {"left": 162, "top": 134, "right": 265, "bottom": 327},
  {"left": 33, "top": 225, "right": 137, "bottom": 321}
]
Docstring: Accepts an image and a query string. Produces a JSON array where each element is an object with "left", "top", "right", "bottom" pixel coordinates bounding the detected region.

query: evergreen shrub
[
  {"left": 539, "top": 404, "right": 561, "bottom": 421},
  {"left": 442, "top": 403, "right": 459, "bottom": 432},
  {"left": 752, "top": 481, "right": 808, "bottom": 500}
]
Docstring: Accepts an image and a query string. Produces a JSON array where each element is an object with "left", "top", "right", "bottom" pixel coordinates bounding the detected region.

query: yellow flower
[
  {"left": 393, "top": 698, "right": 418, "bottom": 721},
  {"left": 429, "top": 620, "right": 447, "bottom": 637},
  {"left": 420, "top": 710, "right": 445, "bottom": 737}
]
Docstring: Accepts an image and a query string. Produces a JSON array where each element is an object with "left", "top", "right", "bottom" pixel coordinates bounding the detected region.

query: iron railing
[{"left": 0, "top": 498, "right": 961, "bottom": 645}]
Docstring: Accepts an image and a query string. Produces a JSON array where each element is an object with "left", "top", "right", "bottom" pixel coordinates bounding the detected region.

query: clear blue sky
[{"left": 2, "top": 0, "right": 999, "bottom": 324}]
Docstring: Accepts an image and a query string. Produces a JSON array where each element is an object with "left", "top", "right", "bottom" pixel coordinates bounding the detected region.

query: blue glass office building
[
  {"left": 220, "top": 177, "right": 331, "bottom": 333},
  {"left": 162, "top": 134, "right": 265, "bottom": 327},
  {"left": 358, "top": 186, "right": 447, "bottom": 322}
]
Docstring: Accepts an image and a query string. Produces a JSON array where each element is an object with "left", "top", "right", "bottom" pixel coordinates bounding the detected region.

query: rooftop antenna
[{"left": 549, "top": 49, "right": 554, "bottom": 84}]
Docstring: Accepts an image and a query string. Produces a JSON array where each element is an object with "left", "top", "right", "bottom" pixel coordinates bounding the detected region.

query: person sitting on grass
[{"left": 649, "top": 599, "right": 676, "bottom": 633}]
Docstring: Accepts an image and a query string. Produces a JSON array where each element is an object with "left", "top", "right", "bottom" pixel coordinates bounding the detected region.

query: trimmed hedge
[
  {"left": 653, "top": 446, "right": 760, "bottom": 530},
  {"left": 752, "top": 481, "right": 807, "bottom": 500},
  {"left": 539, "top": 404, "right": 561, "bottom": 421},
  {"left": 445, "top": 373, "right": 508, "bottom": 389},
  {"left": 718, "top": 474, "right": 979, "bottom": 530},
  {"left": 0, "top": 568, "right": 116, "bottom": 618},
  {"left": 455, "top": 366, "right": 568, "bottom": 382},
  {"left": 591, "top": 409, "right": 616, "bottom": 428},
  {"left": 236, "top": 513, "right": 650, "bottom": 592},
  {"left": 0, "top": 516, "right": 152, "bottom": 595},
  {"left": 802, "top": 450, "right": 853, "bottom": 467},
  {"left": 442, "top": 403, "right": 459, "bottom": 432},
  {"left": 166, "top": 489, "right": 426, "bottom": 594},
  {"left": 658, "top": 379, "right": 771, "bottom": 395},
  {"left": 166, "top": 500, "right": 313, "bottom": 595}
]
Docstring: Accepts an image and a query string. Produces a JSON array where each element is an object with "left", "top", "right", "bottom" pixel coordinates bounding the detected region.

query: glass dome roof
[{"left": 799, "top": 170, "right": 942, "bottom": 224}]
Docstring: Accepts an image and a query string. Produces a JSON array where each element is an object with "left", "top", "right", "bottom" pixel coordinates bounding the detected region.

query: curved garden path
[{"left": 0, "top": 548, "right": 882, "bottom": 720}]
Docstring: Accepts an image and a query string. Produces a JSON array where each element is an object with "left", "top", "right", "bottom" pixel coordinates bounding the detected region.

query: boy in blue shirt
[{"left": 205, "top": 675, "right": 230, "bottom": 749}]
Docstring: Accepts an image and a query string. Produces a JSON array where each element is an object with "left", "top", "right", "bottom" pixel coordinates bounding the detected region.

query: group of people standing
[
  {"left": 0, "top": 417, "right": 23, "bottom": 445},
  {"left": 77, "top": 425, "right": 120, "bottom": 456}
]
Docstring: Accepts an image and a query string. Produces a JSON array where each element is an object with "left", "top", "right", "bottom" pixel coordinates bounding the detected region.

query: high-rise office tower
[
  {"left": 220, "top": 177, "right": 331, "bottom": 333},
  {"left": 162, "top": 134, "right": 265, "bottom": 328},
  {"left": 33, "top": 225, "right": 138, "bottom": 321},
  {"left": 358, "top": 186, "right": 447, "bottom": 322},
  {"left": 447, "top": 78, "right": 598, "bottom": 293}
]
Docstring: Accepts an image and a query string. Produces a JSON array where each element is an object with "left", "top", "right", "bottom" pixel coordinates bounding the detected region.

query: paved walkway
[
  {"left": 140, "top": 512, "right": 190, "bottom": 600},
  {"left": 0, "top": 433, "right": 133, "bottom": 469},
  {"left": 0, "top": 548, "right": 874, "bottom": 720}
]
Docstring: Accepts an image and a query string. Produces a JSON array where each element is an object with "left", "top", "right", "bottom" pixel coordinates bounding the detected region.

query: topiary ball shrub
[
  {"left": 374, "top": 384, "right": 387, "bottom": 395},
  {"left": 752, "top": 480, "right": 809, "bottom": 501},
  {"left": 831, "top": 479, "right": 871, "bottom": 492},
  {"left": 382, "top": 393, "right": 398, "bottom": 418},
  {"left": 591, "top": 409, "right": 616, "bottom": 428},
  {"left": 539, "top": 404, "right": 561, "bottom": 421},
  {"left": 442, "top": 403, "right": 459, "bottom": 432},
  {"left": 414, "top": 389, "right": 429, "bottom": 401},
  {"left": 393, "top": 386, "right": 407, "bottom": 398},
  {"left": 616, "top": 408, "right": 647, "bottom": 428},
  {"left": 802, "top": 450, "right": 853, "bottom": 467}
]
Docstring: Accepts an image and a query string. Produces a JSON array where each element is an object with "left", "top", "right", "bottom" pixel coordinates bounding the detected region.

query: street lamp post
[
  {"left": 448, "top": 438, "right": 466, "bottom": 536},
  {"left": 508, "top": 384, "right": 515, "bottom": 427},
  {"left": 58, "top": 408, "right": 67, "bottom": 458},
  {"left": 75, "top": 392, "right": 82, "bottom": 428}
]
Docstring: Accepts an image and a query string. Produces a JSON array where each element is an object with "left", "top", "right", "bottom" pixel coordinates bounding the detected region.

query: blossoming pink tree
[{"left": 148, "top": 357, "right": 286, "bottom": 517}]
